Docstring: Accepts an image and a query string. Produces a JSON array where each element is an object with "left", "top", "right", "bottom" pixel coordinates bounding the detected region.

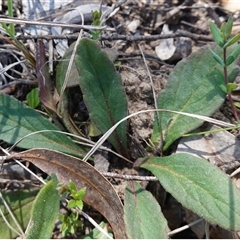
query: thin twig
[
  {"left": 102, "top": 172, "right": 158, "bottom": 181},
  {"left": 16, "top": 30, "right": 213, "bottom": 42},
  {"left": 0, "top": 16, "right": 112, "bottom": 31}
]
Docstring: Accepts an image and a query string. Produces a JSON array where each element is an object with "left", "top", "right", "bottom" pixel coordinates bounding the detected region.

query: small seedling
[
  {"left": 58, "top": 181, "right": 86, "bottom": 237},
  {"left": 209, "top": 16, "right": 240, "bottom": 121},
  {"left": 90, "top": 10, "right": 102, "bottom": 40},
  {"left": 58, "top": 212, "right": 83, "bottom": 237}
]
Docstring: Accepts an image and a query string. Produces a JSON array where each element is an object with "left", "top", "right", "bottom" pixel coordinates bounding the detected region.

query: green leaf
[
  {"left": 151, "top": 43, "right": 239, "bottom": 151},
  {"left": 226, "top": 44, "right": 240, "bottom": 66},
  {"left": 227, "top": 83, "right": 238, "bottom": 93},
  {"left": 76, "top": 188, "right": 86, "bottom": 200},
  {"left": 124, "top": 181, "right": 168, "bottom": 239},
  {"left": 228, "top": 68, "right": 240, "bottom": 82},
  {"left": 141, "top": 153, "right": 240, "bottom": 230},
  {"left": 67, "top": 199, "right": 77, "bottom": 209},
  {"left": 6, "top": 0, "right": 15, "bottom": 37},
  {"left": 59, "top": 212, "right": 82, "bottom": 237},
  {"left": 225, "top": 16, "right": 233, "bottom": 39},
  {"left": 0, "top": 93, "right": 86, "bottom": 157},
  {"left": 234, "top": 102, "right": 240, "bottom": 109},
  {"left": 209, "top": 49, "right": 225, "bottom": 66},
  {"left": 223, "top": 34, "right": 240, "bottom": 48},
  {"left": 26, "top": 179, "right": 60, "bottom": 238},
  {"left": 75, "top": 38, "right": 128, "bottom": 156},
  {"left": 209, "top": 22, "right": 224, "bottom": 47},
  {"left": 0, "top": 189, "right": 39, "bottom": 239},
  {"left": 56, "top": 42, "right": 79, "bottom": 89},
  {"left": 69, "top": 180, "right": 77, "bottom": 193},
  {"left": 219, "top": 84, "right": 227, "bottom": 93},
  {"left": 26, "top": 88, "right": 40, "bottom": 109},
  {"left": 88, "top": 121, "right": 101, "bottom": 137},
  {"left": 220, "top": 22, "right": 226, "bottom": 36},
  {"left": 74, "top": 199, "right": 84, "bottom": 209}
]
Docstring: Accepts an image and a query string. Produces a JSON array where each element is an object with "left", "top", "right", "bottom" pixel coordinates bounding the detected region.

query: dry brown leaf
[{"left": 6, "top": 148, "right": 126, "bottom": 239}]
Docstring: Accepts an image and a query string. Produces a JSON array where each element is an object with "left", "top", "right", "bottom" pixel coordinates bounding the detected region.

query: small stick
[{"left": 102, "top": 172, "right": 158, "bottom": 181}]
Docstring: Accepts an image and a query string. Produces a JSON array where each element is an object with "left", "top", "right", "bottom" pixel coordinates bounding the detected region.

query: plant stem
[
  {"left": 223, "top": 48, "right": 239, "bottom": 121},
  {"left": 7, "top": 0, "right": 15, "bottom": 36}
]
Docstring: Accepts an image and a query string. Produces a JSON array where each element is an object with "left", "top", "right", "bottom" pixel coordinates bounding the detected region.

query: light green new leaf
[
  {"left": 75, "top": 38, "right": 128, "bottom": 156},
  {"left": 124, "top": 181, "right": 168, "bottom": 239},
  {"left": 0, "top": 93, "right": 86, "bottom": 157},
  {"left": 26, "top": 180, "right": 60, "bottom": 239},
  {"left": 0, "top": 189, "right": 39, "bottom": 239},
  {"left": 151, "top": 43, "right": 239, "bottom": 151},
  {"left": 26, "top": 87, "right": 40, "bottom": 109},
  {"left": 227, "top": 83, "right": 238, "bottom": 93},
  {"left": 141, "top": 153, "right": 240, "bottom": 230},
  {"left": 234, "top": 102, "right": 240, "bottom": 109}
]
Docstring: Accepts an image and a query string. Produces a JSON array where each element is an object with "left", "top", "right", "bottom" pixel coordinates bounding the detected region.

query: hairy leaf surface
[
  {"left": 151, "top": 43, "right": 240, "bottom": 150},
  {"left": 124, "top": 181, "right": 168, "bottom": 239},
  {"left": 141, "top": 153, "right": 240, "bottom": 230},
  {"left": 75, "top": 38, "right": 128, "bottom": 156},
  {"left": 26, "top": 180, "right": 60, "bottom": 239},
  {"left": 0, "top": 93, "right": 86, "bottom": 157}
]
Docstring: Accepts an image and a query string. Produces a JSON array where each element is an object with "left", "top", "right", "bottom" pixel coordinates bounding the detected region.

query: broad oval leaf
[
  {"left": 6, "top": 148, "right": 126, "bottom": 239},
  {"left": 26, "top": 179, "right": 60, "bottom": 239},
  {"left": 141, "top": 153, "right": 240, "bottom": 230},
  {"left": 124, "top": 181, "right": 168, "bottom": 239},
  {"left": 151, "top": 43, "right": 240, "bottom": 151},
  {"left": 0, "top": 190, "right": 39, "bottom": 239},
  {"left": 0, "top": 93, "right": 86, "bottom": 157},
  {"left": 75, "top": 38, "right": 128, "bottom": 157}
]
